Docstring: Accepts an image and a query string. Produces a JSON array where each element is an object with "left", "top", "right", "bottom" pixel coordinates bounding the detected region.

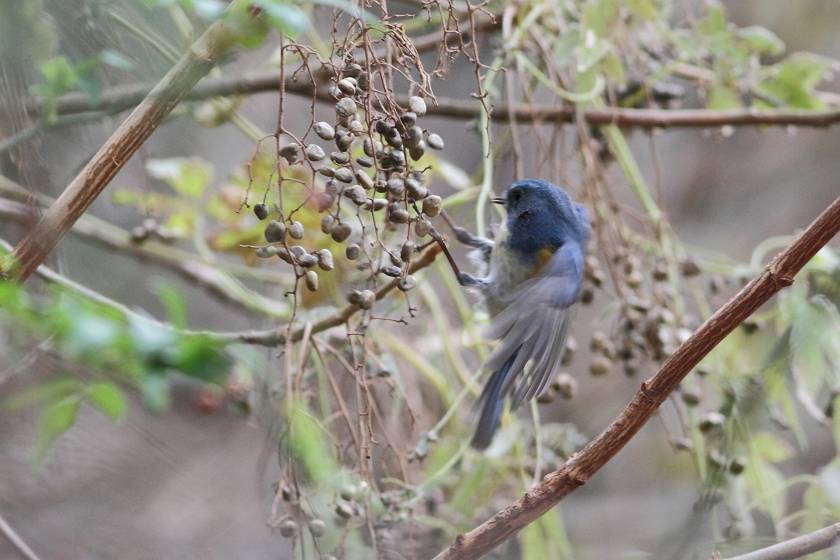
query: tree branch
[
  {"left": 723, "top": 522, "right": 840, "bottom": 560},
  {"left": 7, "top": 6, "right": 247, "bottom": 282},
  {"left": 34, "top": 72, "right": 840, "bottom": 130},
  {"left": 432, "top": 194, "right": 840, "bottom": 560}
]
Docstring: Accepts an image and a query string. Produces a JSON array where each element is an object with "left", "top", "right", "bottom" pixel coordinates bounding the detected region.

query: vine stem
[
  {"left": 432, "top": 194, "right": 840, "bottom": 560},
  {"left": 722, "top": 522, "right": 840, "bottom": 560}
]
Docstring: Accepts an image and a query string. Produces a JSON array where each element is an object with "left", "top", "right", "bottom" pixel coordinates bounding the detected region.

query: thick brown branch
[
  {"left": 432, "top": 195, "right": 840, "bottom": 560},
  {"left": 8, "top": 10, "right": 244, "bottom": 282},
  {"left": 723, "top": 522, "right": 840, "bottom": 560}
]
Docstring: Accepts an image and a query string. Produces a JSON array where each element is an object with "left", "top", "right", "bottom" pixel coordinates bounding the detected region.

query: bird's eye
[{"left": 508, "top": 190, "right": 522, "bottom": 205}]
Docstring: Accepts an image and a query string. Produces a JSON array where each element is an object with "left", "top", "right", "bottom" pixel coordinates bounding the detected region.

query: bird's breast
[{"left": 483, "top": 240, "right": 554, "bottom": 315}]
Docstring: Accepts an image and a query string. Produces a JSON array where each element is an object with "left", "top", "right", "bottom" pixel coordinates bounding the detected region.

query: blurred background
[{"left": 1, "top": 1, "right": 839, "bottom": 559}]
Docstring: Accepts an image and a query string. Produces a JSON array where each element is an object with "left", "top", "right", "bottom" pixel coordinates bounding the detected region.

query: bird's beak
[{"left": 491, "top": 197, "right": 506, "bottom": 207}]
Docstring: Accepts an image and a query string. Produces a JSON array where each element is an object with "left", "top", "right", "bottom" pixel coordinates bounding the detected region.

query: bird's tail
[{"left": 471, "top": 350, "right": 519, "bottom": 449}]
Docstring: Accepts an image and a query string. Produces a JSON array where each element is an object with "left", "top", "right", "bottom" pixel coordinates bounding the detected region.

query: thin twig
[
  {"left": 723, "top": 522, "right": 840, "bottom": 560},
  {"left": 0, "top": 513, "right": 41, "bottom": 560},
  {"left": 432, "top": 194, "right": 840, "bottom": 560}
]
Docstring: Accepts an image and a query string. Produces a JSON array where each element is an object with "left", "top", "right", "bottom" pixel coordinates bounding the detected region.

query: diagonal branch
[
  {"left": 432, "top": 194, "right": 840, "bottom": 560},
  {"left": 6, "top": 6, "right": 248, "bottom": 282},
  {"left": 723, "top": 522, "right": 840, "bottom": 560}
]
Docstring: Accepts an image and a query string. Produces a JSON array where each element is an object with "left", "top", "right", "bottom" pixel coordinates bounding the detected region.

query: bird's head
[{"left": 493, "top": 179, "right": 590, "bottom": 256}]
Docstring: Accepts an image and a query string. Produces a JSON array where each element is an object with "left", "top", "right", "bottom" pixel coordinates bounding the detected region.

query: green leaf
[
  {"left": 100, "top": 49, "right": 135, "bottom": 71},
  {"left": 170, "top": 335, "right": 229, "bottom": 381},
  {"left": 145, "top": 158, "right": 213, "bottom": 199},
  {"left": 736, "top": 26, "right": 784, "bottom": 56},
  {"left": 287, "top": 400, "right": 337, "bottom": 483},
  {"left": 155, "top": 284, "right": 188, "bottom": 328},
  {"left": 140, "top": 374, "right": 171, "bottom": 413},
  {"left": 2, "top": 378, "right": 82, "bottom": 412},
  {"left": 34, "top": 397, "right": 81, "bottom": 465},
  {"left": 707, "top": 84, "right": 742, "bottom": 109},
  {"left": 751, "top": 432, "right": 793, "bottom": 463},
  {"left": 626, "top": 0, "right": 659, "bottom": 20},
  {"left": 583, "top": 0, "right": 619, "bottom": 38},
  {"left": 38, "top": 56, "right": 78, "bottom": 94},
  {"left": 86, "top": 382, "right": 126, "bottom": 421},
  {"left": 757, "top": 52, "right": 833, "bottom": 109}
]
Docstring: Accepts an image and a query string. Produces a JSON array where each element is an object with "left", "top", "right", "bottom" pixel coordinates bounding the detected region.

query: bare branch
[
  {"left": 432, "top": 194, "right": 840, "bottom": 560},
  {"left": 8, "top": 5, "right": 248, "bottom": 282},
  {"left": 0, "top": 513, "right": 40, "bottom": 560},
  {"left": 722, "top": 522, "right": 840, "bottom": 560}
]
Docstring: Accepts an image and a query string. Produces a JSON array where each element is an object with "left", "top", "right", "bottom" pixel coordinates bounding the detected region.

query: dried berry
[
  {"left": 400, "top": 241, "right": 415, "bottom": 261},
  {"left": 698, "top": 411, "right": 726, "bottom": 433},
  {"left": 348, "top": 120, "right": 364, "bottom": 134},
  {"left": 680, "top": 386, "right": 702, "bottom": 406},
  {"left": 335, "top": 131, "right": 353, "bottom": 152},
  {"left": 426, "top": 133, "right": 444, "bottom": 150},
  {"left": 398, "top": 275, "right": 416, "bottom": 291},
  {"left": 331, "top": 222, "right": 352, "bottom": 242},
  {"left": 337, "top": 77, "right": 356, "bottom": 95},
  {"left": 355, "top": 169, "right": 374, "bottom": 190},
  {"left": 414, "top": 218, "right": 430, "bottom": 237},
  {"left": 729, "top": 456, "right": 746, "bottom": 475},
  {"left": 256, "top": 246, "right": 278, "bottom": 258},
  {"left": 297, "top": 253, "right": 318, "bottom": 268},
  {"left": 408, "top": 142, "right": 425, "bottom": 161},
  {"left": 264, "top": 220, "right": 286, "bottom": 243},
  {"left": 305, "top": 144, "right": 325, "bottom": 161},
  {"left": 348, "top": 289, "right": 375, "bottom": 310},
  {"left": 365, "top": 198, "right": 388, "bottom": 212},
  {"left": 279, "top": 519, "right": 298, "bottom": 538},
  {"left": 343, "top": 185, "right": 367, "bottom": 206},
  {"left": 388, "top": 206, "right": 410, "bottom": 224},
  {"left": 380, "top": 265, "right": 401, "bottom": 278},
  {"left": 335, "top": 502, "right": 354, "bottom": 519},
  {"left": 334, "top": 167, "right": 353, "bottom": 183},
  {"left": 343, "top": 63, "right": 362, "bottom": 78},
  {"left": 680, "top": 258, "right": 702, "bottom": 277},
  {"left": 345, "top": 243, "right": 361, "bottom": 260},
  {"left": 309, "top": 519, "right": 326, "bottom": 537},
  {"left": 356, "top": 155, "right": 373, "bottom": 168},
  {"left": 320, "top": 214, "right": 335, "bottom": 234},
  {"left": 400, "top": 111, "right": 417, "bottom": 126},
  {"left": 335, "top": 97, "right": 356, "bottom": 119},
  {"left": 318, "top": 166, "right": 335, "bottom": 178},
  {"left": 316, "top": 249, "right": 334, "bottom": 271},
  {"left": 409, "top": 96, "right": 427, "bottom": 116},
  {"left": 387, "top": 178, "right": 405, "bottom": 198},
  {"left": 288, "top": 221, "right": 304, "bottom": 239},
  {"left": 405, "top": 177, "right": 427, "bottom": 200},
  {"left": 330, "top": 152, "right": 350, "bottom": 165},
  {"left": 551, "top": 373, "right": 578, "bottom": 399},
  {"left": 253, "top": 203, "right": 268, "bottom": 220},
  {"left": 589, "top": 356, "right": 612, "bottom": 376},
  {"left": 422, "top": 195, "right": 442, "bottom": 217},
  {"left": 305, "top": 270, "right": 319, "bottom": 291},
  {"left": 313, "top": 121, "right": 335, "bottom": 140},
  {"left": 130, "top": 226, "right": 149, "bottom": 243},
  {"left": 279, "top": 144, "right": 300, "bottom": 164}
]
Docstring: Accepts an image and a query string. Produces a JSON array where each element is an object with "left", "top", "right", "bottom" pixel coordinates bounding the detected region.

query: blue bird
[{"left": 451, "top": 179, "right": 590, "bottom": 449}]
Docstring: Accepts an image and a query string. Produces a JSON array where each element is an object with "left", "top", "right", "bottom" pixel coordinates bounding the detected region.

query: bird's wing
[{"left": 482, "top": 242, "right": 583, "bottom": 409}]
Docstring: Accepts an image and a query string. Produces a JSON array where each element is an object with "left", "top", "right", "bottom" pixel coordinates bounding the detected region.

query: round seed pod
[
  {"left": 335, "top": 502, "right": 354, "bottom": 520},
  {"left": 400, "top": 241, "right": 415, "bottom": 261},
  {"left": 337, "top": 77, "right": 357, "bottom": 95},
  {"left": 297, "top": 253, "right": 318, "bottom": 268},
  {"left": 343, "top": 185, "right": 367, "bottom": 205},
  {"left": 315, "top": 249, "right": 334, "bottom": 271},
  {"left": 380, "top": 265, "right": 401, "bottom": 278},
  {"left": 130, "top": 225, "right": 149, "bottom": 243},
  {"left": 335, "top": 131, "right": 353, "bottom": 152},
  {"left": 362, "top": 138, "right": 376, "bottom": 157},
  {"left": 309, "top": 519, "right": 326, "bottom": 537},
  {"left": 348, "top": 120, "right": 364, "bottom": 134},
  {"left": 680, "top": 386, "right": 702, "bottom": 406},
  {"left": 589, "top": 356, "right": 612, "bottom": 376},
  {"left": 365, "top": 198, "right": 388, "bottom": 211},
  {"left": 289, "top": 245, "right": 307, "bottom": 259},
  {"left": 275, "top": 247, "right": 293, "bottom": 263},
  {"left": 388, "top": 206, "right": 410, "bottom": 224},
  {"left": 279, "top": 519, "right": 298, "bottom": 538},
  {"left": 343, "top": 62, "right": 362, "bottom": 78},
  {"left": 330, "top": 152, "right": 350, "bottom": 165},
  {"left": 305, "top": 144, "right": 325, "bottom": 161},
  {"left": 279, "top": 144, "right": 300, "bottom": 164},
  {"left": 405, "top": 177, "right": 428, "bottom": 201},
  {"left": 334, "top": 167, "right": 353, "bottom": 183},
  {"left": 318, "top": 166, "right": 335, "bottom": 178},
  {"left": 414, "top": 218, "right": 430, "bottom": 237},
  {"left": 331, "top": 222, "right": 352, "bottom": 242},
  {"left": 398, "top": 275, "right": 416, "bottom": 291},
  {"left": 356, "top": 71, "right": 369, "bottom": 90},
  {"left": 422, "top": 195, "right": 442, "bottom": 217},
  {"left": 409, "top": 96, "right": 427, "bottom": 116},
  {"left": 264, "top": 220, "right": 286, "bottom": 243},
  {"left": 253, "top": 203, "right": 268, "bottom": 220},
  {"left": 408, "top": 142, "right": 426, "bottom": 161},
  {"left": 320, "top": 214, "right": 336, "bottom": 234},
  {"left": 536, "top": 389, "right": 556, "bottom": 404},
  {"left": 345, "top": 244, "right": 361, "bottom": 260},
  {"left": 327, "top": 85, "right": 341, "bottom": 100},
  {"left": 358, "top": 289, "right": 375, "bottom": 309},
  {"left": 313, "top": 122, "right": 335, "bottom": 140},
  {"left": 625, "top": 269, "right": 643, "bottom": 289},
  {"left": 356, "top": 155, "right": 373, "bottom": 168},
  {"left": 335, "top": 97, "right": 357, "bottom": 120},
  {"left": 405, "top": 126, "right": 423, "bottom": 148},
  {"left": 400, "top": 111, "right": 417, "bottom": 126},
  {"left": 288, "top": 221, "right": 304, "bottom": 239},
  {"left": 375, "top": 120, "right": 393, "bottom": 136},
  {"left": 698, "top": 411, "right": 726, "bottom": 433},
  {"left": 355, "top": 169, "right": 373, "bottom": 190},
  {"left": 729, "top": 456, "right": 746, "bottom": 475},
  {"left": 426, "top": 133, "right": 445, "bottom": 150},
  {"left": 680, "top": 258, "right": 701, "bottom": 277},
  {"left": 325, "top": 180, "right": 340, "bottom": 197},
  {"left": 385, "top": 131, "right": 403, "bottom": 149},
  {"left": 387, "top": 178, "right": 405, "bottom": 198},
  {"left": 256, "top": 246, "right": 278, "bottom": 258},
  {"left": 561, "top": 337, "right": 577, "bottom": 365},
  {"left": 652, "top": 262, "right": 669, "bottom": 282},
  {"left": 552, "top": 373, "right": 578, "bottom": 399},
  {"left": 305, "top": 270, "right": 319, "bottom": 291}
]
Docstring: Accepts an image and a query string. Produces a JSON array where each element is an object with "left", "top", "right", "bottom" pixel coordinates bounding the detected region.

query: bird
[{"left": 451, "top": 179, "right": 590, "bottom": 449}]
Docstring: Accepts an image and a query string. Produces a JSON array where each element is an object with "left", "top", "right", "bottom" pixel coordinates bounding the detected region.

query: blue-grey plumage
[{"left": 457, "top": 179, "right": 590, "bottom": 449}]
